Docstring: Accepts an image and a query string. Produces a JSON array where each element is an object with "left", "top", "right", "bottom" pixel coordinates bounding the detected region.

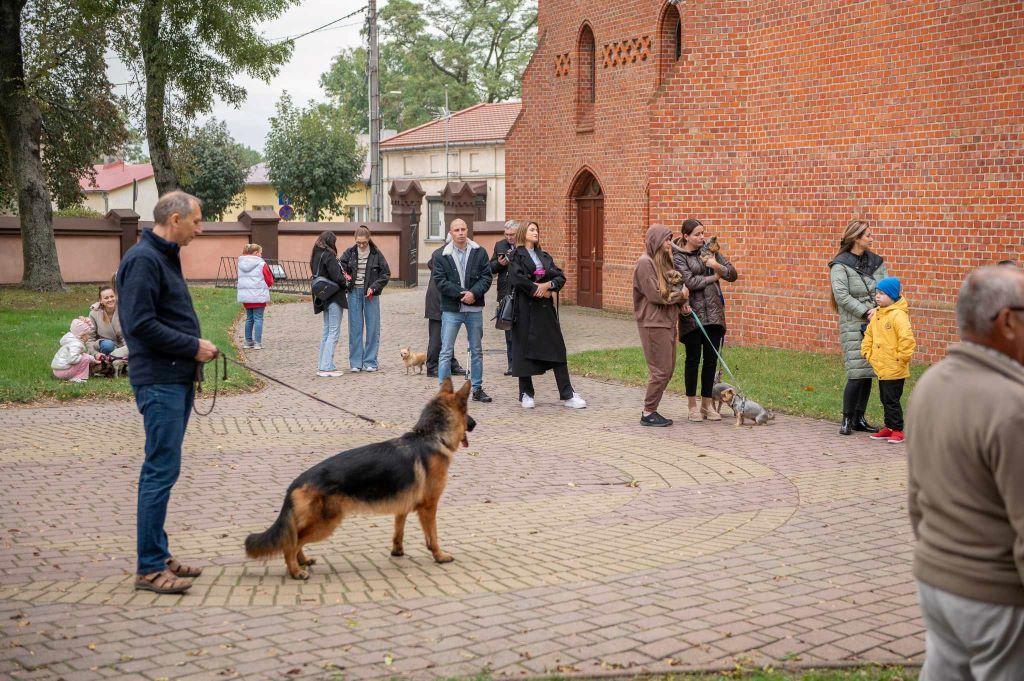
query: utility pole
[
  {"left": 443, "top": 85, "right": 450, "bottom": 178},
  {"left": 368, "top": 0, "right": 382, "bottom": 221}
]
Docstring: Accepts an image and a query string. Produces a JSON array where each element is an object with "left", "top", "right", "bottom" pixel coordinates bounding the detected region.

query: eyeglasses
[{"left": 990, "top": 306, "right": 1024, "bottom": 321}]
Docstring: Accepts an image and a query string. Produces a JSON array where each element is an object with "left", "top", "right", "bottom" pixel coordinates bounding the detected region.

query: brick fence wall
[{"left": 507, "top": 0, "right": 1024, "bottom": 363}]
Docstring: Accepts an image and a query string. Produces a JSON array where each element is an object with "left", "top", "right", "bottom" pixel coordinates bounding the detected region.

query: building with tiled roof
[
  {"left": 381, "top": 101, "right": 521, "bottom": 265},
  {"left": 80, "top": 161, "right": 159, "bottom": 219}
]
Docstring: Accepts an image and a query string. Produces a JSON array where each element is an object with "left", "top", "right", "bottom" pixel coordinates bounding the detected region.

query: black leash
[{"left": 193, "top": 353, "right": 382, "bottom": 426}]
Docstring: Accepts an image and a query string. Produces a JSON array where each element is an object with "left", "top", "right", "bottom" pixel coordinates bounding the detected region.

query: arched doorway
[{"left": 573, "top": 172, "right": 603, "bottom": 308}]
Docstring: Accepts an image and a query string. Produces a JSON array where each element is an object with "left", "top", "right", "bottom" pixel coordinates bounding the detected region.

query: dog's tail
[{"left": 245, "top": 492, "right": 296, "bottom": 559}]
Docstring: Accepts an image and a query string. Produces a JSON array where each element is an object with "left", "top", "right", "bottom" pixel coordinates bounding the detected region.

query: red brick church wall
[{"left": 507, "top": 0, "right": 1024, "bottom": 363}]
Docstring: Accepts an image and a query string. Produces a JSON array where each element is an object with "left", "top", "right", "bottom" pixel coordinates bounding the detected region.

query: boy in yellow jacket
[{"left": 861, "top": 277, "right": 916, "bottom": 444}]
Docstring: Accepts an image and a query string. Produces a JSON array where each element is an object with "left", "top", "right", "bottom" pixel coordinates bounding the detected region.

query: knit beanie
[
  {"left": 70, "top": 317, "right": 92, "bottom": 336},
  {"left": 876, "top": 277, "right": 901, "bottom": 301}
]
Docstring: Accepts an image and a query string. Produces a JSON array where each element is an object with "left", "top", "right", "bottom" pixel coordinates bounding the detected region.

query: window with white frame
[
  {"left": 427, "top": 198, "right": 444, "bottom": 240},
  {"left": 350, "top": 205, "right": 369, "bottom": 222},
  {"left": 469, "top": 152, "right": 481, "bottom": 173},
  {"left": 430, "top": 154, "right": 441, "bottom": 174},
  {"left": 402, "top": 156, "right": 414, "bottom": 175}
]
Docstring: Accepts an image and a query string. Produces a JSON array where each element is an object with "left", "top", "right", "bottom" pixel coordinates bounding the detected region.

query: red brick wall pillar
[
  {"left": 389, "top": 179, "right": 426, "bottom": 286},
  {"left": 238, "top": 210, "right": 281, "bottom": 260},
  {"left": 106, "top": 209, "right": 140, "bottom": 257}
]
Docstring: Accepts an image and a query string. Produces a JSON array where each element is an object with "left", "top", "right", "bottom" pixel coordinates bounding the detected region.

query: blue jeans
[
  {"left": 318, "top": 302, "right": 343, "bottom": 371},
  {"left": 134, "top": 383, "right": 194, "bottom": 575},
  {"left": 439, "top": 311, "right": 483, "bottom": 389},
  {"left": 98, "top": 339, "right": 117, "bottom": 354},
  {"left": 347, "top": 288, "right": 381, "bottom": 370},
  {"left": 244, "top": 307, "right": 265, "bottom": 344}
]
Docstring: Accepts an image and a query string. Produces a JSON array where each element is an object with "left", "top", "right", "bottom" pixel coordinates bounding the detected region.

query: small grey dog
[
  {"left": 720, "top": 388, "right": 775, "bottom": 426},
  {"left": 711, "top": 381, "right": 737, "bottom": 415}
]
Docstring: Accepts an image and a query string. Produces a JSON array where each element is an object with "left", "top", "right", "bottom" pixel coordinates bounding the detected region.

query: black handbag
[
  {"left": 310, "top": 252, "right": 341, "bottom": 303},
  {"left": 494, "top": 293, "right": 516, "bottom": 331}
]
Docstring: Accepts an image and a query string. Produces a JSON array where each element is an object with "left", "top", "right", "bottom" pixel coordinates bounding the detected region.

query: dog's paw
[
  {"left": 290, "top": 569, "right": 310, "bottom": 580},
  {"left": 433, "top": 552, "right": 454, "bottom": 564},
  {"left": 390, "top": 547, "right": 405, "bottom": 557},
  {"left": 299, "top": 556, "right": 316, "bottom": 566}
]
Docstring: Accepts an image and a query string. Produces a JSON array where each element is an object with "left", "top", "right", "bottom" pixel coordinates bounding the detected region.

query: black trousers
[
  {"left": 842, "top": 377, "right": 873, "bottom": 417},
  {"left": 878, "top": 379, "right": 905, "bottom": 431},
  {"left": 681, "top": 324, "right": 726, "bottom": 398},
  {"left": 504, "top": 330, "right": 513, "bottom": 369},
  {"left": 426, "top": 319, "right": 464, "bottom": 373},
  {"left": 519, "top": 364, "right": 574, "bottom": 400}
]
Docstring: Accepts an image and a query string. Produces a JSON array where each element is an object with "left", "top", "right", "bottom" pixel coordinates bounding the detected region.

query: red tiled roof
[
  {"left": 380, "top": 101, "right": 521, "bottom": 150},
  {"left": 80, "top": 161, "right": 154, "bottom": 192}
]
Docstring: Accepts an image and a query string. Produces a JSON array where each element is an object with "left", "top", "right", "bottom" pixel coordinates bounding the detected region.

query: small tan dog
[{"left": 400, "top": 347, "right": 427, "bottom": 374}]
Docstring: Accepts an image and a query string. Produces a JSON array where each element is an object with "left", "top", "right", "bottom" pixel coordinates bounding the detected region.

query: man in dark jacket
[
  {"left": 432, "top": 218, "right": 493, "bottom": 402},
  {"left": 489, "top": 220, "right": 518, "bottom": 374},
  {"left": 117, "top": 191, "right": 218, "bottom": 595},
  {"left": 425, "top": 243, "right": 466, "bottom": 377}
]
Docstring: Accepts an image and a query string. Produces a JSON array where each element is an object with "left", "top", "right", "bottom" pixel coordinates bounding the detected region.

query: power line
[{"left": 271, "top": 5, "right": 368, "bottom": 44}]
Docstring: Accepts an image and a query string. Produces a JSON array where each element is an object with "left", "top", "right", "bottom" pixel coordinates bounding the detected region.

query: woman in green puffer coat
[{"left": 828, "top": 220, "right": 889, "bottom": 436}]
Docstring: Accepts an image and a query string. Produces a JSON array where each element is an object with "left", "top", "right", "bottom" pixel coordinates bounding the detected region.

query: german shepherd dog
[{"left": 244, "top": 378, "right": 476, "bottom": 579}]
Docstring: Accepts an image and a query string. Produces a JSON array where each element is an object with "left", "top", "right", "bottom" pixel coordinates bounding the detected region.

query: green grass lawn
[
  {"left": 0, "top": 285, "right": 291, "bottom": 404},
  {"left": 568, "top": 344, "right": 929, "bottom": 423}
]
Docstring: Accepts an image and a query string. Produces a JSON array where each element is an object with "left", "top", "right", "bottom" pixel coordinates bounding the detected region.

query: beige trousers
[{"left": 638, "top": 324, "right": 676, "bottom": 413}]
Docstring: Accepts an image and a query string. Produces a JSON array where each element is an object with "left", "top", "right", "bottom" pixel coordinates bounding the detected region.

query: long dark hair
[{"left": 314, "top": 230, "right": 337, "bottom": 255}]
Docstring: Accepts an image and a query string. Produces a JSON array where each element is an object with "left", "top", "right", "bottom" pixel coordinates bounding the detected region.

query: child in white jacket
[{"left": 52, "top": 317, "right": 100, "bottom": 382}]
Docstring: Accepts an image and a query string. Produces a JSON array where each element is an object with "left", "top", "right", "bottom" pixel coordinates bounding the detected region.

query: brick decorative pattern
[
  {"left": 602, "top": 36, "right": 652, "bottom": 68},
  {"left": 554, "top": 52, "right": 571, "bottom": 77},
  {"left": 507, "top": 1, "right": 1024, "bottom": 363},
  {"left": 0, "top": 293, "right": 924, "bottom": 678}
]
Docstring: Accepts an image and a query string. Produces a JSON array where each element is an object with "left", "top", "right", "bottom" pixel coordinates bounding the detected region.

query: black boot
[
  {"left": 853, "top": 412, "right": 880, "bottom": 433},
  {"left": 839, "top": 414, "right": 853, "bottom": 436}
]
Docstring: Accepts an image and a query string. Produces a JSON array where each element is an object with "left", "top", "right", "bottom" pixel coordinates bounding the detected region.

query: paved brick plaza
[{"left": 0, "top": 289, "right": 924, "bottom": 679}]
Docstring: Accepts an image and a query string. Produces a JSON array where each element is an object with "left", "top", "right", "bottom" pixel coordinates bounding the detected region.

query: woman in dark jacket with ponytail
[
  {"left": 508, "top": 222, "right": 586, "bottom": 409},
  {"left": 673, "top": 218, "right": 738, "bottom": 422},
  {"left": 310, "top": 231, "right": 350, "bottom": 377}
]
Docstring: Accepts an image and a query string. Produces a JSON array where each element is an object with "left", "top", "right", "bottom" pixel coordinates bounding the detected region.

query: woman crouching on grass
[{"left": 633, "top": 225, "right": 689, "bottom": 427}]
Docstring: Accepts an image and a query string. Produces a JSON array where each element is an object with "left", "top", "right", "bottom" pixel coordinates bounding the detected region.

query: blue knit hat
[{"left": 876, "top": 277, "right": 901, "bottom": 301}]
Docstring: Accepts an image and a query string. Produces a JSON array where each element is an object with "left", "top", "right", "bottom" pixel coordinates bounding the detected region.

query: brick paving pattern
[{"left": 1, "top": 289, "right": 924, "bottom": 679}]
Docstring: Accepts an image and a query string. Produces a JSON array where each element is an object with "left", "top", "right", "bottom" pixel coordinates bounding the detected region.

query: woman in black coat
[
  {"left": 310, "top": 231, "right": 350, "bottom": 377},
  {"left": 508, "top": 222, "right": 586, "bottom": 409}
]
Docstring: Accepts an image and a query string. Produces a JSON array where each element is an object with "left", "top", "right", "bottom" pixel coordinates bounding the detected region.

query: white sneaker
[
  {"left": 242, "top": 343, "right": 254, "bottom": 349},
  {"left": 317, "top": 370, "right": 343, "bottom": 377},
  {"left": 563, "top": 393, "right": 587, "bottom": 409},
  {"left": 70, "top": 378, "right": 87, "bottom": 383},
  {"left": 363, "top": 366, "right": 378, "bottom": 373},
  {"left": 252, "top": 343, "right": 262, "bottom": 350},
  {"left": 350, "top": 367, "right": 361, "bottom": 373},
  {"left": 520, "top": 394, "right": 535, "bottom": 409}
]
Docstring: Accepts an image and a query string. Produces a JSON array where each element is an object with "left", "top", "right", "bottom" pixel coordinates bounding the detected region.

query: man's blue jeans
[
  {"left": 347, "top": 288, "right": 381, "bottom": 370},
  {"left": 439, "top": 310, "right": 483, "bottom": 389},
  {"left": 134, "top": 383, "right": 194, "bottom": 575},
  {"left": 317, "top": 302, "right": 343, "bottom": 371},
  {"left": 244, "top": 306, "right": 265, "bottom": 345}
]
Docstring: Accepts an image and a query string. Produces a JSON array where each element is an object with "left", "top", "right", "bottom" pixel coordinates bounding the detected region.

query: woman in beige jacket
[
  {"left": 633, "top": 225, "right": 689, "bottom": 426},
  {"left": 87, "top": 285, "right": 127, "bottom": 358}
]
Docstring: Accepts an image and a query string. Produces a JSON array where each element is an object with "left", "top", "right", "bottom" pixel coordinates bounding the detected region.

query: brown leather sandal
[
  {"left": 135, "top": 568, "right": 192, "bottom": 594},
  {"left": 166, "top": 557, "right": 203, "bottom": 578}
]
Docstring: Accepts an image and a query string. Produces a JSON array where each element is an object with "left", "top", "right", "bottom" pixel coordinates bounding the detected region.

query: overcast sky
[{"left": 109, "top": 0, "right": 368, "bottom": 153}]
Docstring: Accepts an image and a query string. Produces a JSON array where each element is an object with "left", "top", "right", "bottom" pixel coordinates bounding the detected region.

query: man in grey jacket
[{"left": 907, "top": 264, "right": 1024, "bottom": 679}]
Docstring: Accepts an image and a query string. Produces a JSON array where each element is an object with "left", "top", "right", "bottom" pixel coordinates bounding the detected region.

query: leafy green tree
[
  {"left": 175, "top": 120, "right": 248, "bottom": 221},
  {"left": 234, "top": 143, "right": 262, "bottom": 170},
  {"left": 321, "top": 0, "right": 536, "bottom": 132},
  {"left": 264, "top": 94, "right": 363, "bottom": 222},
  {"left": 0, "top": 0, "right": 128, "bottom": 290},
  {"left": 113, "top": 0, "right": 296, "bottom": 195}
]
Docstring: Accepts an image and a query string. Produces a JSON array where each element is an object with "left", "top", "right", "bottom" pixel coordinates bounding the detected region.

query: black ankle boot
[
  {"left": 853, "top": 412, "right": 880, "bottom": 433},
  {"left": 839, "top": 415, "right": 853, "bottom": 436}
]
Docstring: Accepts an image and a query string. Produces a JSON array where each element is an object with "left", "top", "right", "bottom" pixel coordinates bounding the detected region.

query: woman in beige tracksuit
[{"left": 633, "top": 224, "right": 689, "bottom": 427}]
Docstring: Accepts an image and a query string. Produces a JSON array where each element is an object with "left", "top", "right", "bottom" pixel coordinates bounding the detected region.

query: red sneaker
[
  {"left": 870, "top": 427, "right": 893, "bottom": 440},
  {"left": 887, "top": 430, "right": 905, "bottom": 444}
]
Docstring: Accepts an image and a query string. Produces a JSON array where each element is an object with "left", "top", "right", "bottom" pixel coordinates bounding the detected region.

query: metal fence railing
[{"left": 215, "top": 257, "right": 312, "bottom": 296}]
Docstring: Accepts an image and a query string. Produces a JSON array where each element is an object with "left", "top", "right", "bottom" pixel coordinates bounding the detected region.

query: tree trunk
[
  {"left": 140, "top": 0, "right": 179, "bottom": 195},
  {"left": 0, "top": 0, "right": 64, "bottom": 290}
]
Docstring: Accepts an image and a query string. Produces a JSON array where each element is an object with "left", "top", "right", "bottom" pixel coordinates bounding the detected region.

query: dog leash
[
  {"left": 193, "top": 353, "right": 382, "bottom": 426},
  {"left": 689, "top": 310, "right": 738, "bottom": 384}
]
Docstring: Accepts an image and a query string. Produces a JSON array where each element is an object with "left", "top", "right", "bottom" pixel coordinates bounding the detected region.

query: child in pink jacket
[{"left": 51, "top": 317, "right": 100, "bottom": 382}]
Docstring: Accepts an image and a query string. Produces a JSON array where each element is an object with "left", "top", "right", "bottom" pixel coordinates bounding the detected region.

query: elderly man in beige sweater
[{"left": 907, "top": 264, "right": 1024, "bottom": 680}]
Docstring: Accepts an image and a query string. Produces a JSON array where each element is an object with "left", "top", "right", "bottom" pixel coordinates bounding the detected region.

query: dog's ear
[
  {"left": 439, "top": 377, "right": 454, "bottom": 394},
  {"left": 455, "top": 380, "right": 472, "bottom": 401}
]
